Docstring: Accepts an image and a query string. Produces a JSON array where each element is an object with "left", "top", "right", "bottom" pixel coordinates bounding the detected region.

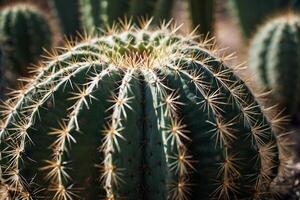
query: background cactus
[
  {"left": 50, "top": 0, "right": 81, "bottom": 37},
  {"left": 249, "top": 13, "right": 300, "bottom": 121},
  {"left": 188, "top": 0, "right": 214, "bottom": 35},
  {"left": 79, "top": 0, "right": 174, "bottom": 33},
  {"left": 0, "top": 3, "right": 56, "bottom": 76},
  {"left": 0, "top": 22, "right": 284, "bottom": 199},
  {"left": 228, "top": 0, "right": 300, "bottom": 38}
]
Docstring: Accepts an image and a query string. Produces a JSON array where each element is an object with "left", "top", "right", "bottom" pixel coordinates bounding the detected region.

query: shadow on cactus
[
  {"left": 0, "top": 20, "right": 288, "bottom": 199},
  {"left": 0, "top": 2, "right": 58, "bottom": 76},
  {"left": 249, "top": 12, "right": 300, "bottom": 122}
]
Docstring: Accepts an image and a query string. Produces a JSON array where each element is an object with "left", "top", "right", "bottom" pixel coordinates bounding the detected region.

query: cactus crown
[
  {"left": 249, "top": 12, "right": 300, "bottom": 119},
  {"left": 0, "top": 21, "right": 286, "bottom": 200}
]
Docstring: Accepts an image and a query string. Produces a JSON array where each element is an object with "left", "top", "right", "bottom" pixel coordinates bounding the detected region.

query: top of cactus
[
  {"left": 0, "top": 2, "right": 44, "bottom": 15},
  {"left": 77, "top": 20, "right": 204, "bottom": 70}
]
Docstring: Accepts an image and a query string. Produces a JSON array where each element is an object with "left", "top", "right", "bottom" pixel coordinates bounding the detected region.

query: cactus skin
[
  {"left": 0, "top": 3, "right": 54, "bottom": 75},
  {"left": 0, "top": 22, "right": 282, "bottom": 200},
  {"left": 249, "top": 13, "right": 300, "bottom": 120},
  {"left": 228, "top": 0, "right": 300, "bottom": 38},
  {"left": 79, "top": 0, "right": 174, "bottom": 33},
  {"left": 50, "top": 0, "right": 81, "bottom": 36},
  {"left": 79, "top": 0, "right": 103, "bottom": 33},
  {"left": 188, "top": 0, "right": 214, "bottom": 35}
]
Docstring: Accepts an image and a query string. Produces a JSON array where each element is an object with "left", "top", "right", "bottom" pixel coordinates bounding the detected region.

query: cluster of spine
[
  {"left": 249, "top": 13, "right": 300, "bottom": 120},
  {"left": 79, "top": 0, "right": 174, "bottom": 33},
  {"left": 49, "top": 0, "right": 81, "bottom": 37},
  {"left": 228, "top": 0, "right": 300, "bottom": 38},
  {"left": 0, "top": 21, "right": 285, "bottom": 200},
  {"left": 0, "top": 3, "right": 55, "bottom": 76},
  {"left": 188, "top": 0, "right": 214, "bottom": 35}
]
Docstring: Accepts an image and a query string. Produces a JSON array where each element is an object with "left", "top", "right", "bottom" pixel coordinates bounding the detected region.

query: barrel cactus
[
  {"left": 0, "top": 21, "right": 283, "bottom": 199},
  {"left": 79, "top": 0, "right": 174, "bottom": 33},
  {"left": 0, "top": 3, "right": 56, "bottom": 76},
  {"left": 249, "top": 13, "right": 300, "bottom": 120},
  {"left": 228, "top": 0, "right": 300, "bottom": 38},
  {"left": 188, "top": 0, "right": 214, "bottom": 35}
]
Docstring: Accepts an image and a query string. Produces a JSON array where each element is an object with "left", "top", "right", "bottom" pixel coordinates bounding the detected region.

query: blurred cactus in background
[
  {"left": 249, "top": 13, "right": 300, "bottom": 121},
  {"left": 228, "top": 0, "right": 300, "bottom": 38},
  {"left": 0, "top": 3, "right": 57, "bottom": 76},
  {"left": 188, "top": 0, "right": 214, "bottom": 35},
  {"left": 50, "top": 0, "right": 81, "bottom": 37},
  {"left": 0, "top": 21, "right": 285, "bottom": 200},
  {"left": 0, "top": 48, "right": 3, "bottom": 95},
  {"left": 79, "top": 0, "right": 174, "bottom": 33}
]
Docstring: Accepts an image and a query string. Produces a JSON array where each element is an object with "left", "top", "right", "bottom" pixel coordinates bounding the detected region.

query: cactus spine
[
  {"left": 188, "top": 0, "right": 214, "bottom": 35},
  {"left": 249, "top": 13, "right": 300, "bottom": 119},
  {"left": 0, "top": 3, "right": 55, "bottom": 75},
  {"left": 0, "top": 22, "right": 283, "bottom": 199},
  {"left": 50, "top": 0, "right": 81, "bottom": 37},
  {"left": 79, "top": 0, "right": 174, "bottom": 33},
  {"left": 228, "top": 0, "right": 300, "bottom": 38}
]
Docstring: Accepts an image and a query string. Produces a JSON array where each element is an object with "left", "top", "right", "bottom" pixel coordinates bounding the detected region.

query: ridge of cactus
[
  {"left": 0, "top": 20, "right": 287, "bottom": 199},
  {"left": 79, "top": 0, "right": 103, "bottom": 34},
  {"left": 249, "top": 12, "right": 300, "bottom": 121},
  {"left": 188, "top": 0, "right": 214, "bottom": 35},
  {"left": 0, "top": 2, "right": 58, "bottom": 76}
]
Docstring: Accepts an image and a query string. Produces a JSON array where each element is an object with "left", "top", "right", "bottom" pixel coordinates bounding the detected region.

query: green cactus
[
  {"left": 79, "top": 0, "right": 174, "bottom": 33},
  {"left": 0, "top": 22, "right": 283, "bottom": 200},
  {"left": 228, "top": 0, "right": 300, "bottom": 38},
  {"left": 188, "top": 0, "right": 214, "bottom": 35},
  {"left": 50, "top": 0, "right": 81, "bottom": 37},
  {"left": 0, "top": 3, "right": 55, "bottom": 76},
  {"left": 249, "top": 13, "right": 300, "bottom": 120}
]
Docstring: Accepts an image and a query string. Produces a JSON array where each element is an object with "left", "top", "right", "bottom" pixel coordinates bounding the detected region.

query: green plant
[
  {"left": 79, "top": 0, "right": 174, "bottom": 33},
  {"left": 228, "top": 0, "right": 300, "bottom": 38},
  {"left": 50, "top": 0, "right": 81, "bottom": 37},
  {"left": 0, "top": 22, "right": 283, "bottom": 200},
  {"left": 249, "top": 13, "right": 300, "bottom": 120},
  {"left": 0, "top": 3, "right": 55, "bottom": 76},
  {"left": 188, "top": 0, "right": 214, "bottom": 35}
]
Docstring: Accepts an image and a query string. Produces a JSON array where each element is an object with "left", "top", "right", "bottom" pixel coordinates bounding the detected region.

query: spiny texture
[
  {"left": 0, "top": 3, "right": 54, "bottom": 75},
  {"left": 188, "top": 0, "right": 214, "bottom": 35},
  {"left": 228, "top": 0, "right": 300, "bottom": 38},
  {"left": 249, "top": 13, "right": 300, "bottom": 120},
  {"left": 0, "top": 22, "right": 284, "bottom": 200},
  {"left": 79, "top": 0, "right": 174, "bottom": 33}
]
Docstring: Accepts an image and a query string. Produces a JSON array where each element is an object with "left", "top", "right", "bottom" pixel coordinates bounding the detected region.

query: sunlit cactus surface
[{"left": 0, "top": 21, "right": 284, "bottom": 200}]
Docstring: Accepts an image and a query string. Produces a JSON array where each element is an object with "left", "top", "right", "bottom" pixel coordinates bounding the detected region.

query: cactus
[
  {"left": 79, "top": 0, "right": 174, "bottom": 33},
  {"left": 188, "top": 0, "right": 214, "bottom": 35},
  {"left": 0, "top": 47, "right": 2, "bottom": 95},
  {"left": 249, "top": 13, "right": 300, "bottom": 120},
  {"left": 0, "top": 3, "right": 55, "bottom": 76},
  {"left": 0, "top": 22, "right": 283, "bottom": 200},
  {"left": 228, "top": 0, "right": 300, "bottom": 38},
  {"left": 50, "top": 0, "right": 81, "bottom": 37}
]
